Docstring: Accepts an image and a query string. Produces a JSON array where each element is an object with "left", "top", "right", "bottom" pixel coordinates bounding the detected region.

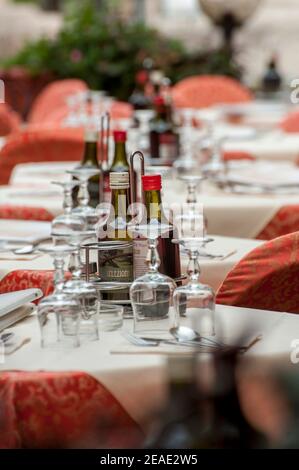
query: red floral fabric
[
  {"left": 216, "top": 231, "right": 299, "bottom": 313},
  {"left": 0, "top": 371, "right": 143, "bottom": 449},
  {"left": 28, "top": 79, "right": 88, "bottom": 124},
  {"left": 256, "top": 205, "right": 299, "bottom": 240},
  {"left": 223, "top": 150, "right": 255, "bottom": 162},
  {"left": 0, "top": 103, "right": 21, "bottom": 137},
  {"left": 0, "top": 205, "right": 53, "bottom": 221},
  {"left": 0, "top": 127, "right": 84, "bottom": 184},
  {"left": 172, "top": 75, "right": 253, "bottom": 109},
  {"left": 0, "top": 270, "right": 55, "bottom": 299}
]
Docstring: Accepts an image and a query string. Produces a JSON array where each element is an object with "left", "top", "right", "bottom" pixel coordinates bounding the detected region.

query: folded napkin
[{"left": 0, "top": 302, "right": 36, "bottom": 332}]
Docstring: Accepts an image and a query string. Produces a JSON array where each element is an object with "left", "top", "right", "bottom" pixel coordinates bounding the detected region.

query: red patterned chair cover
[
  {"left": 0, "top": 371, "right": 143, "bottom": 449},
  {"left": 216, "top": 231, "right": 299, "bottom": 313},
  {"left": 280, "top": 111, "right": 299, "bottom": 133},
  {"left": 172, "top": 75, "right": 253, "bottom": 109},
  {"left": 29, "top": 100, "right": 133, "bottom": 126},
  {"left": 0, "top": 103, "right": 21, "bottom": 137},
  {"left": 0, "top": 270, "right": 55, "bottom": 298},
  {"left": 110, "top": 101, "right": 133, "bottom": 120},
  {"left": 223, "top": 150, "right": 255, "bottom": 162},
  {"left": 28, "top": 79, "right": 88, "bottom": 124},
  {"left": 0, "top": 127, "right": 84, "bottom": 184},
  {"left": 0, "top": 205, "right": 53, "bottom": 221},
  {"left": 256, "top": 205, "right": 299, "bottom": 240}
]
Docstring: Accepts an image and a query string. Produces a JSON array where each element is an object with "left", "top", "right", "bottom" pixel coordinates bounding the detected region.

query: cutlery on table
[{"left": 13, "top": 237, "right": 52, "bottom": 255}]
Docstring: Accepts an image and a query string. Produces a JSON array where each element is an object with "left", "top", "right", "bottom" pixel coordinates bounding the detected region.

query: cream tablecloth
[
  {"left": 1, "top": 305, "right": 298, "bottom": 428},
  {"left": 0, "top": 219, "right": 262, "bottom": 291}
]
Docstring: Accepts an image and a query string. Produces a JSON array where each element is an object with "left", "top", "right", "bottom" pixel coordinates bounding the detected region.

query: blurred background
[{"left": 1, "top": 0, "right": 299, "bottom": 114}]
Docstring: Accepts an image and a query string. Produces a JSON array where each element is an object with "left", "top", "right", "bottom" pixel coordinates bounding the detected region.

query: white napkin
[{"left": 0, "top": 302, "right": 36, "bottom": 332}]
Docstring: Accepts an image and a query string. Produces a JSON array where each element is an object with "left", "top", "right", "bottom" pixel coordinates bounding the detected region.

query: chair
[
  {"left": 0, "top": 104, "right": 21, "bottom": 137},
  {"left": 172, "top": 75, "right": 253, "bottom": 109},
  {"left": 0, "top": 270, "right": 54, "bottom": 298},
  {"left": 280, "top": 111, "right": 299, "bottom": 133},
  {"left": 216, "top": 232, "right": 299, "bottom": 313},
  {"left": 28, "top": 79, "right": 88, "bottom": 124},
  {"left": 0, "top": 371, "right": 142, "bottom": 449},
  {"left": 0, "top": 127, "right": 84, "bottom": 185},
  {"left": 256, "top": 205, "right": 299, "bottom": 240}
]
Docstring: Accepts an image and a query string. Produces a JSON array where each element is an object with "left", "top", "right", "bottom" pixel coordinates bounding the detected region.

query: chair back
[
  {"left": 172, "top": 75, "right": 252, "bottom": 109},
  {"left": 216, "top": 232, "right": 299, "bottom": 314}
]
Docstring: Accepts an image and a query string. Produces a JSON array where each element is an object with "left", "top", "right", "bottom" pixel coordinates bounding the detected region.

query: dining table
[{"left": 1, "top": 303, "right": 299, "bottom": 430}]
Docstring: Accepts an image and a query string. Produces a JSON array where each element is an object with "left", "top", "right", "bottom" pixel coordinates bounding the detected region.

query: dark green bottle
[
  {"left": 73, "top": 129, "right": 101, "bottom": 208},
  {"left": 103, "top": 131, "right": 129, "bottom": 203}
]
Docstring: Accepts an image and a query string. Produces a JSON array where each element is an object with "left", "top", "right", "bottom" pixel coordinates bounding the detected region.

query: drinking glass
[
  {"left": 129, "top": 223, "right": 176, "bottom": 337},
  {"left": 172, "top": 209, "right": 215, "bottom": 337},
  {"left": 37, "top": 244, "right": 81, "bottom": 348},
  {"left": 67, "top": 168, "right": 101, "bottom": 229},
  {"left": 135, "top": 109, "right": 155, "bottom": 157},
  {"left": 63, "top": 231, "right": 100, "bottom": 341},
  {"left": 51, "top": 181, "right": 87, "bottom": 238}
]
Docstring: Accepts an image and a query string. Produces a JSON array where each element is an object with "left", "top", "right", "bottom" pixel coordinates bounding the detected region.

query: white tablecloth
[
  {"left": 1, "top": 305, "right": 298, "bottom": 428},
  {"left": 0, "top": 219, "right": 262, "bottom": 291},
  {"left": 6, "top": 161, "right": 299, "bottom": 238}
]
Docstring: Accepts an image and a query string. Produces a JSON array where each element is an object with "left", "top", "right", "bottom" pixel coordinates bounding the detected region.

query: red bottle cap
[
  {"left": 113, "top": 130, "right": 127, "bottom": 143},
  {"left": 142, "top": 174, "right": 162, "bottom": 191}
]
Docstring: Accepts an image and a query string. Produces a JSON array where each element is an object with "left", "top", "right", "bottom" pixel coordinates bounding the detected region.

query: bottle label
[
  {"left": 133, "top": 237, "right": 148, "bottom": 278},
  {"left": 98, "top": 244, "right": 133, "bottom": 282},
  {"left": 159, "top": 134, "right": 179, "bottom": 165}
]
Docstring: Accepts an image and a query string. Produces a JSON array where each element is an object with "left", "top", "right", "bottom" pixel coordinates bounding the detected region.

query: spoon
[
  {"left": 13, "top": 237, "right": 52, "bottom": 255},
  {"left": 170, "top": 326, "right": 223, "bottom": 347}
]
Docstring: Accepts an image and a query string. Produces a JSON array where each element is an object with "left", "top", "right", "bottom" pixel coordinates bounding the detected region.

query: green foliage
[{"left": 3, "top": 1, "right": 241, "bottom": 99}]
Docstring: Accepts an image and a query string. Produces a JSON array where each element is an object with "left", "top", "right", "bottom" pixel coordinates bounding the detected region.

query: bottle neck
[
  {"left": 82, "top": 140, "right": 99, "bottom": 167},
  {"left": 144, "top": 189, "right": 162, "bottom": 222},
  {"left": 111, "top": 141, "right": 127, "bottom": 166}
]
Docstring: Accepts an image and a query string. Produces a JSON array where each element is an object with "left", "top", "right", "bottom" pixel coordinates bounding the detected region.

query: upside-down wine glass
[
  {"left": 37, "top": 244, "right": 81, "bottom": 348},
  {"left": 129, "top": 222, "right": 177, "bottom": 337},
  {"left": 51, "top": 181, "right": 87, "bottom": 238},
  {"left": 172, "top": 207, "right": 215, "bottom": 338},
  {"left": 62, "top": 230, "right": 100, "bottom": 340},
  {"left": 67, "top": 168, "right": 101, "bottom": 229}
]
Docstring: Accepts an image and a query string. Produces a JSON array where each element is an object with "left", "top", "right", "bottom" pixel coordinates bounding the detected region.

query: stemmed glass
[
  {"left": 67, "top": 168, "right": 101, "bottom": 229},
  {"left": 173, "top": 153, "right": 206, "bottom": 203},
  {"left": 51, "top": 181, "right": 87, "bottom": 238},
  {"left": 135, "top": 109, "right": 155, "bottom": 157},
  {"left": 63, "top": 231, "right": 100, "bottom": 341},
  {"left": 129, "top": 222, "right": 177, "bottom": 337},
  {"left": 172, "top": 208, "right": 215, "bottom": 337},
  {"left": 37, "top": 244, "right": 81, "bottom": 348},
  {"left": 197, "top": 111, "right": 226, "bottom": 177}
]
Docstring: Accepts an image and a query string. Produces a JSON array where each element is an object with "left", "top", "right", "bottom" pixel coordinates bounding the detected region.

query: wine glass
[
  {"left": 67, "top": 168, "right": 101, "bottom": 229},
  {"left": 129, "top": 222, "right": 177, "bottom": 337},
  {"left": 37, "top": 244, "right": 81, "bottom": 348},
  {"left": 172, "top": 209, "right": 215, "bottom": 337},
  {"left": 51, "top": 181, "right": 87, "bottom": 239},
  {"left": 173, "top": 153, "right": 205, "bottom": 204},
  {"left": 135, "top": 109, "right": 155, "bottom": 157},
  {"left": 63, "top": 230, "right": 100, "bottom": 340}
]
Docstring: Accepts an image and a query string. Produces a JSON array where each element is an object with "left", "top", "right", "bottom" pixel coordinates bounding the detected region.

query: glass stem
[
  {"left": 68, "top": 248, "right": 82, "bottom": 280},
  {"left": 53, "top": 256, "right": 65, "bottom": 293},
  {"left": 78, "top": 180, "right": 89, "bottom": 208},
  {"left": 64, "top": 187, "right": 73, "bottom": 215},
  {"left": 187, "top": 249, "right": 201, "bottom": 284},
  {"left": 187, "top": 182, "right": 197, "bottom": 204},
  {"left": 147, "top": 237, "right": 160, "bottom": 273}
]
